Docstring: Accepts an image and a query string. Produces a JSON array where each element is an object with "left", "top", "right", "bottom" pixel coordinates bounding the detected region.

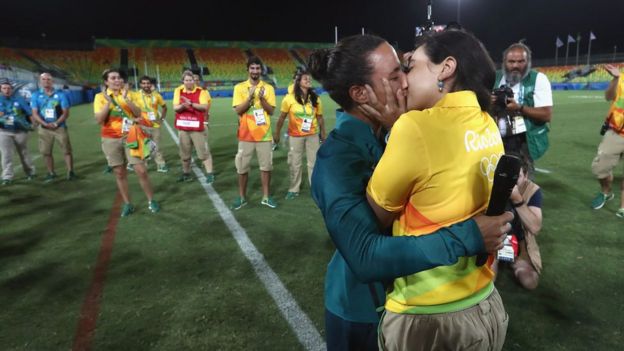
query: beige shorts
[
  {"left": 379, "top": 288, "right": 508, "bottom": 351},
  {"left": 101, "top": 137, "right": 144, "bottom": 167},
  {"left": 178, "top": 130, "right": 209, "bottom": 161},
  {"left": 38, "top": 126, "right": 72, "bottom": 156},
  {"left": 235, "top": 141, "right": 273, "bottom": 174},
  {"left": 591, "top": 129, "right": 624, "bottom": 179}
]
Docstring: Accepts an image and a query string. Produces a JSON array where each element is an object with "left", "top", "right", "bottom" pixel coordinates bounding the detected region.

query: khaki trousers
[{"left": 287, "top": 134, "right": 319, "bottom": 192}]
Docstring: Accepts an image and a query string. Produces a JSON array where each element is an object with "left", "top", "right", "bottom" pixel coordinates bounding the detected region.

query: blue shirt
[
  {"left": 30, "top": 89, "right": 70, "bottom": 127},
  {"left": 0, "top": 94, "right": 32, "bottom": 132},
  {"left": 311, "top": 110, "right": 486, "bottom": 323}
]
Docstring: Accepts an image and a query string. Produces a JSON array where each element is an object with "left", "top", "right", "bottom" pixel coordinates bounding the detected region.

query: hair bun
[{"left": 307, "top": 48, "right": 332, "bottom": 82}]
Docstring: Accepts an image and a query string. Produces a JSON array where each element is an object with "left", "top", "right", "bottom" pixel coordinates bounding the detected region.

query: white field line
[{"left": 163, "top": 121, "right": 325, "bottom": 351}]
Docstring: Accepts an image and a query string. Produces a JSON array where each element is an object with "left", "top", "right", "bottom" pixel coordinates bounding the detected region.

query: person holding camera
[
  {"left": 590, "top": 64, "right": 624, "bottom": 215},
  {"left": 493, "top": 43, "right": 553, "bottom": 171}
]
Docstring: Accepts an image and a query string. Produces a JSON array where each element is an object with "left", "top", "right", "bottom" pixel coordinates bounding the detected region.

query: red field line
[{"left": 72, "top": 192, "right": 122, "bottom": 351}]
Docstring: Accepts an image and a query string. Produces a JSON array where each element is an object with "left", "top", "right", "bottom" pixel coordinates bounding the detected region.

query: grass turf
[{"left": 0, "top": 91, "right": 622, "bottom": 350}]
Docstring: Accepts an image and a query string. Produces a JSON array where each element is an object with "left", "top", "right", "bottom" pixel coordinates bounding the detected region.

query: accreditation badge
[
  {"left": 301, "top": 118, "right": 312, "bottom": 133},
  {"left": 121, "top": 117, "right": 133, "bottom": 133},
  {"left": 253, "top": 109, "right": 267, "bottom": 126},
  {"left": 512, "top": 116, "right": 527, "bottom": 135},
  {"left": 44, "top": 108, "right": 55, "bottom": 121},
  {"left": 6, "top": 115, "right": 15, "bottom": 126},
  {"left": 147, "top": 111, "right": 157, "bottom": 121},
  {"left": 497, "top": 234, "right": 518, "bottom": 262}
]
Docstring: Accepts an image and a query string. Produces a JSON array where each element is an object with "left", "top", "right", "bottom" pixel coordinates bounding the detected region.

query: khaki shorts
[
  {"left": 235, "top": 141, "right": 273, "bottom": 174},
  {"left": 379, "top": 288, "right": 508, "bottom": 351},
  {"left": 38, "top": 126, "right": 72, "bottom": 156},
  {"left": 591, "top": 129, "right": 624, "bottom": 179},
  {"left": 101, "top": 137, "right": 144, "bottom": 167},
  {"left": 179, "top": 130, "right": 209, "bottom": 161}
]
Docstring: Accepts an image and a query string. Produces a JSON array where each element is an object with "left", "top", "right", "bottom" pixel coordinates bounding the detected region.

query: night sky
[{"left": 5, "top": 0, "right": 624, "bottom": 61}]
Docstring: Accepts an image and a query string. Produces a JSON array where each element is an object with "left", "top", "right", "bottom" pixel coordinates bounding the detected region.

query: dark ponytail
[
  {"left": 415, "top": 30, "right": 495, "bottom": 111},
  {"left": 307, "top": 35, "right": 386, "bottom": 111}
]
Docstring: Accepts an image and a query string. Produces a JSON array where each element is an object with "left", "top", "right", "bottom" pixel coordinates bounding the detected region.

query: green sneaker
[
  {"left": 26, "top": 174, "right": 36, "bottom": 181},
  {"left": 103, "top": 165, "right": 113, "bottom": 174},
  {"left": 261, "top": 197, "right": 277, "bottom": 209},
  {"left": 177, "top": 173, "right": 193, "bottom": 182},
  {"left": 616, "top": 208, "right": 624, "bottom": 218},
  {"left": 205, "top": 173, "right": 215, "bottom": 184},
  {"left": 120, "top": 203, "right": 135, "bottom": 217},
  {"left": 591, "top": 192, "right": 614, "bottom": 210},
  {"left": 148, "top": 200, "right": 160, "bottom": 213},
  {"left": 126, "top": 164, "right": 134, "bottom": 172},
  {"left": 157, "top": 164, "right": 169, "bottom": 173},
  {"left": 230, "top": 196, "right": 247, "bottom": 210},
  {"left": 1, "top": 179, "right": 12, "bottom": 186},
  {"left": 67, "top": 171, "right": 77, "bottom": 180},
  {"left": 43, "top": 172, "right": 57, "bottom": 183},
  {"left": 285, "top": 192, "right": 299, "bottom": 200}
]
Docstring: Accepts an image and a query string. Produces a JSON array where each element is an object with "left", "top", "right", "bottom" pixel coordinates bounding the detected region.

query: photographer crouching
[{"left": 492, "top": 43, "right": 553, "bottom": 173}]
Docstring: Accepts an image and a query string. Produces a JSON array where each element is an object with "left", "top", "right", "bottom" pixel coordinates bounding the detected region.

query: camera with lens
[{"left": 492, "top": 85, "right": 515, "bottom": 110}]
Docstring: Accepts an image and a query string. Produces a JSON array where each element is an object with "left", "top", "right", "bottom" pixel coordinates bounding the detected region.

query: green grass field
[{"left": 0, "top": 91, "right": 622, "bottom": 350}]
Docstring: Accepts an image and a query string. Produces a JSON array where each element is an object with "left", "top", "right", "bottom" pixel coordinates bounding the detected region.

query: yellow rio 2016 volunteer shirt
[
  {"left": 232, "top": 80, "right": 276, "bottom": 142},
  {"left": 132, "top": 90, "right": 167, "bottom": 128},
  {"left": 367, "top": 91, "right": 504, "bottom": 314},
  {"left": 280, "top": 93, "right": 323, "bottom": 137}
]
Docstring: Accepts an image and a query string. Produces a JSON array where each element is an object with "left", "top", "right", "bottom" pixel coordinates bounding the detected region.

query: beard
[{"left": 504, "top": 62, "right": 531, "bottom": 86}]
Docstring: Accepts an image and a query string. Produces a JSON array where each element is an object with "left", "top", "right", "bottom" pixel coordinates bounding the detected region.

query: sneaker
[
  {"left": 205, "top": 173, "right": 215, "bottom": 184},
  {"left": 616, "top": 208, "right": 624, "bottom": 218},
  {"left": 261, "top": 197, "right": 277, "bottom": 209},
  {"left": 126, "top": 164, "right": 134, "bottom": 172},
  {"left": 1, "top": 179, "right": 12, "bottom": 186},
  {"left": 157, "top": 164, "right": 169, "bottom": 173},
  {"left": 26, "top": 174, "right": 36, "bottom": 181},
  {"left": 103, "top": 165, "right": 113, "bottom": 174},
  {"left": 177, "top": 173, "right": 193, "bottom": 182},
  {"left": 67, "top": 171, "right": 77, "bottom": 180},
  {"left": 230, "top": 196, "right": 247, "bottom": 210},
  {"left": 591, "top": 192, "right": 614, "bottom": 210},
  {"left": 285, "top": 192, "right": 299, "bottom": 200},
  {"left": 43, "top": 172, "right": 57, "bottom": 183},
  {"left": 148, "top": 200, "right": 160, "bottom": 213},
  {"left": 121, "top": 203, "right": 135, "bottom": 217}
]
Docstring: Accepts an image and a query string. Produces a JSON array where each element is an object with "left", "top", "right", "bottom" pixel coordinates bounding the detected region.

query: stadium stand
[
  {"left": 252, "top": 48, "right": 299, "bottom": 87},
  {"left": 194, "top": 48, "right": 248, "bottom": 89}
]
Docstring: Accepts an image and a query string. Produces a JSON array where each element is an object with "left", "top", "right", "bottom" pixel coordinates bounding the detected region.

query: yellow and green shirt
[
  {"left": 93, "top": 88, "right": 135, "bottom": 139},
  {"left": 232, "top": 79, "right": 276, "bottom": 142},
  {"left": 367, "top": 91, "right": 504, "bottom": 314},
  {"left": 132, "top": 90, "right": 166, "bottom": 128},
  {"left": 608, "top": 77, "right": 624, "bottom": 135},
  {"left": 280, "top": 93, "right": 323, "bottom": 137}
]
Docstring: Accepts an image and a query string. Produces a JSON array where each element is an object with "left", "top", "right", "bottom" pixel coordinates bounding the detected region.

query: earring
[{"left": 437, "top": 80, "right": 444, "bottom": 92}]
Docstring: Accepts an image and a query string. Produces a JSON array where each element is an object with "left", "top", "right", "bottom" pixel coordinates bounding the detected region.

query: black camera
[
  {"left": 492, "top": 85, "right": 514, "bottom": 110},
  {"left": 600, "top": 120, "right": 609, "bottom": 135}
]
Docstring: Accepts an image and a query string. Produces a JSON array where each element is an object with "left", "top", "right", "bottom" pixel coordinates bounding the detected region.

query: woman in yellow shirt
[
  {"left": 366, "top": 30, "right": 508, "bottom": 350},
  {"left": 274, "top": 69, "right": 326, "bottom": 199}
]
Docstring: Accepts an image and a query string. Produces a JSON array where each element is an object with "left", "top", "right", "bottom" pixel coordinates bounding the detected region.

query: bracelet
[{"left": 512, "top": 200, "right": 525, "bottom": 208}]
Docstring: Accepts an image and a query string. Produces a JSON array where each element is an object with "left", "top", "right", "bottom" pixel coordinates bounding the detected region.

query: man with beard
[
  {"left": 133, "top": 76, "right": 168, "bottom": 173},
  {"left": 231, "top": 56, "right": 277, "bottom": 209},
  {"left": 494, "top": 43, "right": 553, "bottom": 171}
]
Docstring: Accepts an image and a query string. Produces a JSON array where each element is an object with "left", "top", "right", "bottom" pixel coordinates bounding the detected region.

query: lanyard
[
  {"left": 108, "top": 94, "right": 130, "bottom": 118},
  {"left": 517, "top": 84, "right": 525, "bottom": 105},
  {"left": 39, "top": 90, "right": 56, "bottom": 110},
  {"left": 301, "top": 96, "right": 312, "bottom": 118},
  {"left": 141, "top": 92, "right": 155, "bottom": 112}
]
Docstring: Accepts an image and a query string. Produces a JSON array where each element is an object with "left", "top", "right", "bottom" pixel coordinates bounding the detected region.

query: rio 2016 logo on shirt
[
  {"left": 464, "top": 128, "right": 502, "bottom": 153},
  {"left": 480, "top": 152, "right": 503, "bottom": 182}
]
